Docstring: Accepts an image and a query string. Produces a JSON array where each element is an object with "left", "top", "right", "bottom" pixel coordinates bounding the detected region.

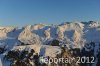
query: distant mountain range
[{"left": 0, "top": 21, "right": 100, "bottom": 66}]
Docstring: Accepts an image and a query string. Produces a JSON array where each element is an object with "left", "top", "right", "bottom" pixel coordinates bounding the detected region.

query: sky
[{"left": 0, "top": 0, "right": 100, "bottom": 26}]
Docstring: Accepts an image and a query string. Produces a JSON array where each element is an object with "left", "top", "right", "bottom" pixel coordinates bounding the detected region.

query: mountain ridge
[{"left": 0, "top": 21, "right": 100, "bottom": 66}]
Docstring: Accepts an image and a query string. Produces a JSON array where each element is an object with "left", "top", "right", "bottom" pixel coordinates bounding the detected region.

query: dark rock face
[{"left": 51, "top": 39, "right": 60, "bottom": 46}]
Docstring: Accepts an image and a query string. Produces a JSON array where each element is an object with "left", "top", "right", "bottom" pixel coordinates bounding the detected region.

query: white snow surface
[
  {"left": 12, "top": 44, "right": 61, "bottom": 57},
  {"left": 0, "top": 21, "right": 100, "bottom": 66},
  {"left": 0, "top": 22, "right": 100, "bottom": 46}
]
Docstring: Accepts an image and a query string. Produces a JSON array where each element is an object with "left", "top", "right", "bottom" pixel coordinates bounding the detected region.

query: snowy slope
[
  {"left": 12, "top": 44, "right": 61, "bottom": 57},
  {"left": 0, "top": 21, "right": 100, "bottom": 66},
  {"left": 0, "top": 21, "right": 100, "bottom": 46}
]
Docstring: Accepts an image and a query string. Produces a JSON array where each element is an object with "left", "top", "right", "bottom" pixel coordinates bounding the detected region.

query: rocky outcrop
[
  {"left": 0, "top": 27, "right": 16, "bottom": 38},
  {"left": 18, "top": 26, "right": 40, "bottom": 44},
  {"left": 44, "top": 28, "right": 51, "bottom": 39},
  {"left": 73, "top": 30, "right": 81, "bottom": 44}
]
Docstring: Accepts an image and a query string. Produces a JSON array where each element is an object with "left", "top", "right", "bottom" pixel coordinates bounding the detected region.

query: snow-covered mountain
[{"left": 0, "top": 21, "right": 100, "bottom": 66}]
